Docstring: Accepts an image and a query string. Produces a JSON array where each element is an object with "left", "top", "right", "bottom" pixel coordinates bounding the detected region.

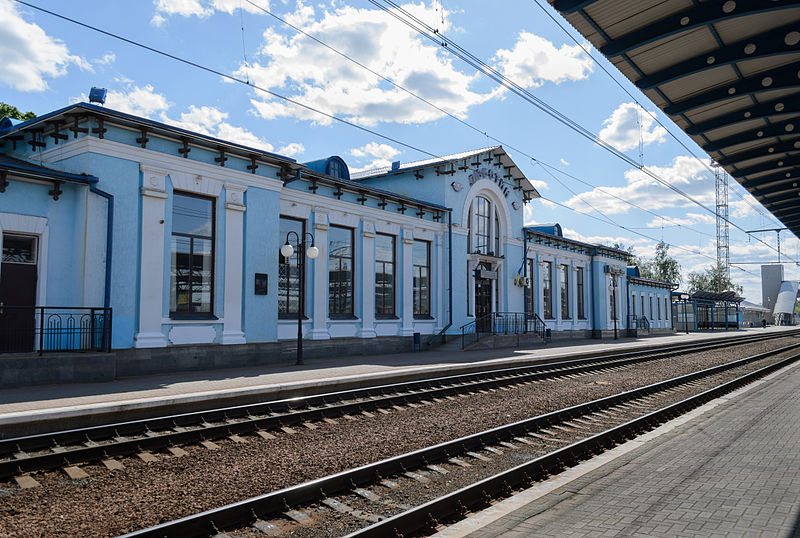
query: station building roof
[
  {"left": 352, "top": 146, "right": 541, "bottom": 202},
  {"left": 548, "top": 0, "right": 800, "bottom": 239}
]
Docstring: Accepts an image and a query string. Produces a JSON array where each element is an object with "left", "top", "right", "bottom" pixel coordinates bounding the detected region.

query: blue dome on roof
[
  {"left": 527, "top": 223, "right": 562, "bottom": 237},
  {"left": 0, "top": 117, "right": 24, "bottom": 132},
  {"left": 304, "top": 156, "right": 350, "bottom": 180}
]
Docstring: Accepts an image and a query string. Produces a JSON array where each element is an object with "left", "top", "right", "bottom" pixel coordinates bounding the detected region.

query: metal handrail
[
  {"left": 461, "top": 312, "right": 548, "bottom": 349},
  {"left": 640, "top": 316, "right": 651, "bottom": 334},
  {"left": 0, "top": 306, "right": 112, "bottom": 355}
]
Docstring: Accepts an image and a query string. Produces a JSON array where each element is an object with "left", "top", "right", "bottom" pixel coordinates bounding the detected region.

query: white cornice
[
  {"left": 37, "top": 137, "right": 284, "bottom": 193},
  {"left": 280, "top": 187, "right": 446, "bottom": 233}
]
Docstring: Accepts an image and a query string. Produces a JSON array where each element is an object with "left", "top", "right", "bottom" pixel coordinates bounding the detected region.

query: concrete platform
[
  {"left": 438, "top": 343, "right": 800, "bottom": 538},
  {"left": 0, "top": 327, "right": 795, "bottom": 438}
]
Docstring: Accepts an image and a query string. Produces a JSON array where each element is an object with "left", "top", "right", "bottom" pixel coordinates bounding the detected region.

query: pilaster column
[
  {"left": 221, "top": 183, "right": 247, "bottom": 344},
  {"left": 435, "top": 232, "right": 444, "bottom": 331},
  {"left": 400, "top": 228, "right": 414, "bottom": 336},
  {"left": 134, "top": 165, "right": 169, "bottom": 348},
  {"left": 358, "top": 220, "right": 377, "bottom": 338},
  {"left": 311, "top": 210, "right": 330, "bottom": 340}
]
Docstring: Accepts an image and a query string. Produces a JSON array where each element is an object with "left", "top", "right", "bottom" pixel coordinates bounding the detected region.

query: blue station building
[{"left": 0, "top": 103, "right": 676, "bottom": 365}]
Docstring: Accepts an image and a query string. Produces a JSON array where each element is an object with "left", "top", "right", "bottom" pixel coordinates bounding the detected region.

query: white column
[
  {"left": 134, "top": 165, "right": 169, "bottom": 348},
  {"left": 359, "top": 220, "right": 377, "bottom": 338},
  {"left": 221, "top": 184, "right": 247, "bottom": 344},
  {"left": 311, "top": 210, "right": 330, "bottom": 340},
  {"left": 435, "top": 232, "right": 444, "bottom": 332},
  {"left": 400, "top": 228, "right": 414, "bottom": 336}
]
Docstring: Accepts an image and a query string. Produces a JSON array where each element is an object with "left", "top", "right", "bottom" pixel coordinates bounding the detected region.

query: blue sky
[{"left": 2, "top": 0, "right": 798, "bottom": 302}]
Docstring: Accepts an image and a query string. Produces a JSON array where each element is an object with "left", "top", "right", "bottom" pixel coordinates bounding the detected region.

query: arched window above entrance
[{"left": 467, "top": 195, "right": 501, "bottom": 256}]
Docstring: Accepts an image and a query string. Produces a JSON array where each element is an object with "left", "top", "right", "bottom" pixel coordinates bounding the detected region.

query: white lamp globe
[
  {"left": 280, "top": 243, "right": 294, "bottom": 258},
  {"left": 306, "top": 245, "right": 319, "bottom": 259}
]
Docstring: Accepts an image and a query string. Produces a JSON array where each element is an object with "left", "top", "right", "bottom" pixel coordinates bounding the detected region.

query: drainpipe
[
  {"left": 523, "top": 231, "right": 528, "bottom": 321},
  {"left": 89, "top": 185, "right": 114, "bottom": 309},
  {"left": 626, "top": 278, "right": 630, "bottom": 332},
  {"left": 589, "top": 248, "right": 596, "bottom": 336},
  {"left": 448, "top": 210, "right": 453, "bottom": 328}
]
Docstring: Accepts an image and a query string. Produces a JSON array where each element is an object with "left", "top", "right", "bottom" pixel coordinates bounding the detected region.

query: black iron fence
[
  {"left": 460, "top": 312, "right": 548, "bottom": 349},
  {"left": 0, "top": 306, "right": 112, "bottom": 354}
]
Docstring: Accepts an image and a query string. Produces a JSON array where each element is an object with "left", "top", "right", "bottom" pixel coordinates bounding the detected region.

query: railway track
[
  {"left": 122, "top": 340, "right": 800, "bottom": 538},
  {"left": 0, "top": 331, "right": 796, "bottom": 483}
]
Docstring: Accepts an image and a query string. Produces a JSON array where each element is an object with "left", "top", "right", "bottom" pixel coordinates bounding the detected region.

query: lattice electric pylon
[{"left": 714, "top": 162, "right": 730, "bottom": 291}]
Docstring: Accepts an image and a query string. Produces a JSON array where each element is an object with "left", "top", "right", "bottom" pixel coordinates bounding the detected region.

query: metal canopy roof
[{"left": 549, "top": 0, "right": 800, "bottom": 238}]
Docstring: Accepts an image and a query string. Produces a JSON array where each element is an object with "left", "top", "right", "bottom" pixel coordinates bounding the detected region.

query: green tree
[
  {"left": 638, "top": 241, "right": 681, "bottom": 285},
  {"left": 686, "top": 264, "right": 743, "bottom": 294},
  {"left": 0, "top": 102, "right": 36, "bottom": 121}
]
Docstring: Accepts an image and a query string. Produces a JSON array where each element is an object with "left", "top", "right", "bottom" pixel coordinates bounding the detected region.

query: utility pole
[{"left": 745, "top": 228, "right": 789, "bottom": 263}]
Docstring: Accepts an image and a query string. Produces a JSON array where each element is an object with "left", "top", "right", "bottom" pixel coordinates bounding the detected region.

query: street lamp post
[
  {"left": 609, "top": 278, "right": 618, "bottom": 340},
  {"left": 280, "top": 231, "right": 318, "bottom": 365}
]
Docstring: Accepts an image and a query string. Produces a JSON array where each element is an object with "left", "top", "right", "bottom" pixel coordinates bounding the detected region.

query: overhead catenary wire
[
  {"left": 366, "top": 0, "right": 785, "bottom": 260},
  {"left": 241, "top": 0, "right": 723, "bottom": 242},
  {"left": 18, "top": 0, "right": 719, "bottom": 246},
  {"left": 528, "top": 0, "right": 783, "bottom": 228},
  {"left": 15, "top": 0, "right": 778, "bottom": 275}
]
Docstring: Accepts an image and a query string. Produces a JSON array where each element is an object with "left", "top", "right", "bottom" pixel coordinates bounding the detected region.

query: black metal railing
[
  {"left": 0, "top": 306, "right": 112, "bottom": 355},
  {"left": 639, "top": 316, "right": 651, "bottom": 334},
  {"left": 461, "top": 312, "right": 548, "bottom": 349}
]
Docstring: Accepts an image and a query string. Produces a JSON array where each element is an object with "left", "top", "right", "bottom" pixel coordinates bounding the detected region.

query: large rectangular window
[
  {"left": 413, "top": 240, "right": 431, "bottom": 317},
  {"left": 576, "top": 267, "right": 585, "bottom": 319},
  {"left": 170, "top": 192, "right": 214, "bottom": 316},
  {"left": 375, "top": 234, "right": 395, "bottom": 317},
  {"left": 543, "top": 261, "right": 553, "bottom": 319},
  {"left": 278, "top": 217, "right": 304, "bottom": 317},
  {"left": 650, "top": 296, "right": 654, "bottom": 319},
  {"left": 641, "top": 295, "right": 645, "bottom": 319},
  {"left": 665, "top": 297, "right": 669, "bottom": 320},
  {"left": 526, "top": 259, "right": 535, "bottom": 317},
  {"left": 657, "top": 296, "right": 661, "bottom": 319},
  {"left": 329, "top": 226, "right": 354, "bottom": 317},
  {"left": 560, "top": 264, "right": 570, "bottom": 319}
]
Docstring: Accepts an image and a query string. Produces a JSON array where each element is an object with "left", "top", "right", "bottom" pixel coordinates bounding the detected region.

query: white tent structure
[{"left": 774, "top": 281, "right": 799, "bottom": 326}]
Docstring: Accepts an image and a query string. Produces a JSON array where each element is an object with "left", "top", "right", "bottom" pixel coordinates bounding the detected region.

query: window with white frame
[
  {"left": 560, "top": 264, "right": 570, "bottom": 319},
  {"left": 543, "top": 261, "right": 553, "bottom": 319},
  {"left": 576, "top": 266, "right": 585, "bottom": 319},
  {"left": 170, "top": 192, "right": 214, "bottom": 316}
]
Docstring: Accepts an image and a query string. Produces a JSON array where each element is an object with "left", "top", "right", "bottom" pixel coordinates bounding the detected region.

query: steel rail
[
  {"left": 121, "top": 341, "right": 800, "bottom": 538},
  {"left": 1, "top": 332, "right": 792, "bottom": 479},
  {"left": 348, "top": 353, "right": 800, "bottom": 537}
]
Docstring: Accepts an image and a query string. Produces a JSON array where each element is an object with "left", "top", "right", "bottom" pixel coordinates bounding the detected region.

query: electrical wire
[
  {"left": 528, "top": 0, "right": 783, "bottom": 227},
  {"left": 240, "top": 0, "right": 722, "bottom": 241},
  {"left": 366, "top": 0, "right": 785, "bottom": 259},
  {"left": 15, "top": 0, "right": 775, "bottom": 277}
]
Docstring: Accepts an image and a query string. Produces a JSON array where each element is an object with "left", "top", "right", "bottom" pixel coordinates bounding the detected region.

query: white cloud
[
  {"left": 493, "top": 32, "right": 593, "bottom": 89},
  {"left": 244, "top": 3, "right": 493, "bottom": 126},
  {"left": 528, "top": 178, "right": 549, "bottom": 191},
  {"left": 564, "top": 156, "right": 713, "bottom": 215},
  {"left": 169, "top": 105, "right": 277, "bottom": 152},
  {"left": 645, "top": 212, "right": 715, "bottom": 228},
  {"left": 598, "top": 102, "right": 667, "bottom": 152},
  {"left": 560, "top": 158, "right": 570, "bottom": 166},
  {"left": 73, "top": 84, "right": 303, "bottom": 156},
  {"left": 560, "top": 227, "right": 648, "bottom": 249},
  {"left": 73, "top": 84, "right": 171, "bottom": 117},
  {"left": 93, "top": 52, "right": 116, "bottom": 66},
  {"left": 277, "top": 142, "right": 305, "bottom": 156},
  {"left": 349, "top": 158, "right": 393, "bottom": 174},
  {"left": 350, "top": 142, "right": 400, "bottom": 160},
  {"left": 0, "top": 0, "right": 90, "bottom": 91},
  {"left": 150, "top": 0, "right": 265, "bottom": 25}
]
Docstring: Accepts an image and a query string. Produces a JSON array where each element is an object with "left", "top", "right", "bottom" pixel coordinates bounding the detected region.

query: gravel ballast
[{"left": 0, "top": 336, "right": 797, "bottom": 537}]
